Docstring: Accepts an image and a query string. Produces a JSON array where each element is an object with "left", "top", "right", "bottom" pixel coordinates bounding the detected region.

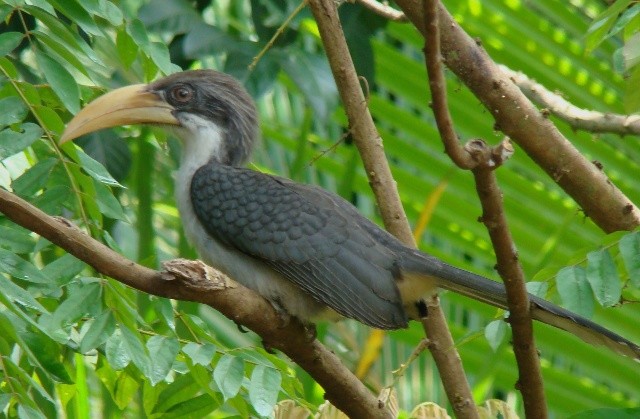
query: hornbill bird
[{"left": 61, "top": 69, "right": 640, "bottom": 361}]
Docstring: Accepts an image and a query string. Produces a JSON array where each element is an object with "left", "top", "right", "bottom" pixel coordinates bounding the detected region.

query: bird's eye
[{"left": 170, "top": 85, "right": 194, "bottom": 104}]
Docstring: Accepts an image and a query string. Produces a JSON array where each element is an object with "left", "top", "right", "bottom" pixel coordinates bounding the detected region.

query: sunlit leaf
[
  {"left": 146, "top": 335, "right": 180, "bottom": 385},
  {"left": 182, "top": 342, "right": 216, "bottom": 366},
  {"left": 620, "top": 232, "right": 640, "bottom": 288},
  {"left": 248, "top": 364, "right": 281, "bottom": 417},
  {"left": 80, "top": 311, "right": 116, "bottom": 353},
  {"left": 586, "top": 250, "right": 622, "bottom": 307},
  {"left": 213, "top": 354, "right": 244, "bottom": 400},
  {"left": 556, "top": 266, "right": 594, "bottom": 318},
  {"left": 484, "top": 320, "right": 507, "bottom": 352}
]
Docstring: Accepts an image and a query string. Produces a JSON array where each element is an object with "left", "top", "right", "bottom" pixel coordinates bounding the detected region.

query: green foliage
[
  {"left": 586, "top": 0, "right": 640, "bottom": 112},
  {"left": 0, "top": 0, "right": 639, "bottom": 417}
]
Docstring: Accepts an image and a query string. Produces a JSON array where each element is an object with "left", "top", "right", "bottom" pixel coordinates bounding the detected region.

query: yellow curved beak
[{"left": 60, "top": 84, "right": 180, "bottom": 143}]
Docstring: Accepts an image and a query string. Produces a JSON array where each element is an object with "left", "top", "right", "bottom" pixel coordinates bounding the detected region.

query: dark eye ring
[{"left": 170, "top": 85, "right": 194, "bottom": 103}]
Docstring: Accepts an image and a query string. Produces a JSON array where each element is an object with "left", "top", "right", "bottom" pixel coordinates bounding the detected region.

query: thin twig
[
  {"left": 500, "top": 64, "right": 640, "bottom": 136},
  {"left": 307, "top": 1, "right": 478, "bottom": 417},
  {"left": 0, "top": 187, "right": 391, "bottom": 419},
  {"left": 248, "top": 0, "right": 308, "bottom": 72},
  {"left": 353, "top": 0, "right": 408, "bottom": 22},
  {"left": 422, "top": 0, "right": 476, "bottom": 170}
]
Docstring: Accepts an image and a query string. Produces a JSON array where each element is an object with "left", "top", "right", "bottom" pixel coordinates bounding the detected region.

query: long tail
[{"left": 400, "top": 250, "right": 640, "bottom": 361}]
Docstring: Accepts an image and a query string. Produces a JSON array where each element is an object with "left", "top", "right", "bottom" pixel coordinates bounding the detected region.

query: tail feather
[{"left": 401, "top": 251, "right": 640, "bottom": 361}]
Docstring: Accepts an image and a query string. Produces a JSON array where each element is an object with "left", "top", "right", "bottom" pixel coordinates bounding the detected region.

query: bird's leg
[{"left": 416, "top": 299, "right": 428, "bottom": 319}]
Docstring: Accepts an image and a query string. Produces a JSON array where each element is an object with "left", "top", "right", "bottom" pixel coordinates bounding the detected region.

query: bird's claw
[{"left": 235, "top": 322, "right": 249, "bottom": 333}]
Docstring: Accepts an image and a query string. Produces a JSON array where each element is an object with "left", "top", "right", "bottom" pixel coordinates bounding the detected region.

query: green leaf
[
  {"left": 11, "top": 158, "right": 58, "bottom": 197},
  {"left": 79, "top": 310, "right": 116, "bottom": 353},
  {"left": 0, "top": 225, "right": 35, "bottom": 253},
  {"left": 116, "top": 28, "right": 138, "bottom": 69},
  {"left": 148, "top": 41, "right": 179, "bottom": 75},
  {"left": 146, "top": 335, "right": 180, "bottom": 386},
  {"left": 113, "top": 369, "right": 140, "bottom": 410},
  {"left": 105, "top": 330, "right": 131, "bottom": 370},
  {"left": 162, "top": 394, "right": 218, "bottom": 419},
  {"left": 35, "top": 51, "right": 80, "bottom": 114},
  {"left": 0, "top": 32, "right": 23, "bottom": 57},
  {"left": 74, "top": 149, "right": 123, "bottom": 187},
  {"left": 0, "top": 275, "right": 48, "bottom": 313},
  {"left": 525, "top": 281, "right": 548, "bottom": 298},
  {"left": 182, "top": 342, "right": 216, "bottom": 366},
  {"left": 619, "top": 231, "right": 640, "bottom": 288},
  {"left": 46, "top": 281, "right": 102, "bottom": 341},
  {"left": 31, "top": 185, "right": 72, "bottom": 215},
  {"left": 128, "top": 19, "right": 150, "bottom": 49},
  {"left": 93, "top": 179, "right": 127, "bottom": 221},
  {"left": 0, "top": 96, "right": 27, "bottom": 127},
  {"left": 213, "top": 354, "right": 244, "bottom": 400},
  {"left": 20, "top": 329, "right": 73, "bottom": 383},
  {"left": 76, "top": 132, "right": 132, "bottom": 183},
  {"left": 41, "top": 253, "right": 86, "bottom": 286},
  {"left": 0, "top": 248, "right": 49, "bottom": 283},
  {"left": 139, "top": 0, "right": 201, "bottom": 34},
  {"left": 17, "top": 405, "right": 46, "bottom": 419},
  {"left": 119, "top": 327, "right": 151, "bottom": 376},
  {"left": 280, "top": 50, "right": 338, "bottom": 121},
  {"left": 46, "top": 0, "right": 101, "bottom": 36},
  {"left": 0, "top": 123, "right": 43, "bottom": 159},
  {"left": 248, "top": 364, "right": 281, "bottom": 417},
  {"left": 484, "top": 320, "right": 507, "bottom": 352},
  {"left": 33, "top": 30, "right": 89, "bottom": 77},
  {"left": 566, "top": 407, "right": 640, "bottom": 419},
  {"left": 556, "top": 266, "right": 594, "bottom": 318},
  {"left": 153, "top": 373, "right": 200, "bottom": 414},
  {"left": 586, "top": 249, "right": 622, "bottom": 307}
]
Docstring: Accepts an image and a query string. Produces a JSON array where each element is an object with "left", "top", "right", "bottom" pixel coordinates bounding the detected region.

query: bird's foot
[
  {"left": 262, "top": 340, "right": 277, "bottom": 354},
  {"left": 303, "top": 323, "right": 317, "bottom": 343},
  {"left": 269, "top": 298, "right": 292, "bottom": 328}
]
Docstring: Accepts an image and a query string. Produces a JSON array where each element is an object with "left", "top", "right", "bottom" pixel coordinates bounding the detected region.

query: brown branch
[
  {"left": 307, "top": 1, "right": 479, "bottom": 417},
  {"left": 472, "top": 164, "right": 547, "bottom": 418},
  {"left": 422, "top": 0, "right": 476, "bottom": 170},
  {"left": 353, "top": 0, "right": 408, "bottom": 22},
  {"left": 394, "top": 0, "right": 640, "bottom": 233},
  {"left": 500, "top": 64, "right": 640, "bottom": 136},
  {"left": 422, "top": 1, "right": 545, "bottom": 415},
  {"left": 0, "top": 187, "right": 391, "bottom": 419}
]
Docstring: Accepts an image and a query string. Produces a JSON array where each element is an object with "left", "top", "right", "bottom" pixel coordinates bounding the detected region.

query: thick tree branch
[
  {"left": 0, "top": 187, "right": 391, "bottom": 419},
  {"left": 394, "top": 0, "right": 640, "bottom": 233},
  {"left": 422, "top": 2, "right": 546, "bottom": 415},
  {"left": 500, "top": 65, "right": 640, "bottom": 136},
  {"left": 308, "top": 1, "right": 478, "bottom": 417}
]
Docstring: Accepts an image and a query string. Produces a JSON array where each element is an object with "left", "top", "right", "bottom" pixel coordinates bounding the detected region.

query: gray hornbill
[{"left": 61, "top": 69, "right": 640, "bottom": 360}]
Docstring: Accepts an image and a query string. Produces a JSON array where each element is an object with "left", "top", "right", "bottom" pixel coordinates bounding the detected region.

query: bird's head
[{"left": 61, "top": 70, "right": 258, "bottom": 166}]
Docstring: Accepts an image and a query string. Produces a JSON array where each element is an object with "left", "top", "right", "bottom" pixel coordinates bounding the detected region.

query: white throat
[{"left": 173, "top": 114, "right": 225, "bottom": 239}]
